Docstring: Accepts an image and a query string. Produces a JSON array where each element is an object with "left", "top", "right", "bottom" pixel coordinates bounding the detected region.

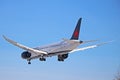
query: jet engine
[
  {"left": 21, "top": 51, "right": 31, "bottom": 59},
  {"left": 58, "top": 54, "right": 68, "bottom": 61}
]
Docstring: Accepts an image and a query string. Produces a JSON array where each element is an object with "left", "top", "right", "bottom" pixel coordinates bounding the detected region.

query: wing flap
[{"left": 3, "top": 35, "right": 47, "bottom": 55}]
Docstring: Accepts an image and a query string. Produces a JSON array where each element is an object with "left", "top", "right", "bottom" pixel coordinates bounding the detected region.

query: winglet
[
  {"left": 3, "top": 35, "right": 9, "bottom": 41},
  {"left": 70, "top": 18, "right": 82, "bottom": 40}
]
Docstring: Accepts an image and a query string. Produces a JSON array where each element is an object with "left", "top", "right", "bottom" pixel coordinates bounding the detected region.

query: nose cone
[{"left": 21, "top": 51, "right": 31, "bottom": 59}]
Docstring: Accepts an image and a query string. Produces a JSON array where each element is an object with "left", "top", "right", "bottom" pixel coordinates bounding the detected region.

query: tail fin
[{"left": 70, "top": 18, "right": 82, "bottom": 40}]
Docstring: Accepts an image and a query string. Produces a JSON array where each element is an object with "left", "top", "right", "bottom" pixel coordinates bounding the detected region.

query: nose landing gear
[
  {"left": 27, "top": 59, "right": 31, "bottom": 64},
  {"left": 28, "top": 61, "right": 31, "bottom": 64}
]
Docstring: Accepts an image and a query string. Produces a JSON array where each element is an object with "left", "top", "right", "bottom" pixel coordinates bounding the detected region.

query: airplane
[{"left": 3, "top": 18, "right": 110, "bottom": 64}]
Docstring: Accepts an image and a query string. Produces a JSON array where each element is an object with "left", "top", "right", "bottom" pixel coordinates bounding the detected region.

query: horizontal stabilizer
[{"left": 70, "top": 41, "right": 112, "bottom": 53}]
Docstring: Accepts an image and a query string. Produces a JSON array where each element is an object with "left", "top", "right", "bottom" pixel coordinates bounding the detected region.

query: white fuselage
[{"left": 29, "top": 40, "right": 80, "bottom": 59}]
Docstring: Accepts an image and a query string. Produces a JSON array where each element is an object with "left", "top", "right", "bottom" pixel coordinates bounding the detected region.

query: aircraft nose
[{"left": 21, "top": 51, "right": 31, "bottom": 59}]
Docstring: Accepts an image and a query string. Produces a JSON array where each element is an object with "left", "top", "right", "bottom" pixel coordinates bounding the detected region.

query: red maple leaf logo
[{"left": 74, "top": 30, "right": 78, "bottom": 38}]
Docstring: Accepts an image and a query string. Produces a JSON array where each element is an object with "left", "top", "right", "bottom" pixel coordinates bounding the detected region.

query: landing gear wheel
[
  {"left": 28, "top": 61, "right": 31, "bottom": 64},
  {"left": 39, "top": 58, "right": 46, "bottom": 61},
  {"left": 58, "top": 58, "right": 64, "bottom": 61}
]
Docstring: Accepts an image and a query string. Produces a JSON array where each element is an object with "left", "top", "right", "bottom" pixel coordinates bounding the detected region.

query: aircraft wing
[
  {"left": 3, "top": 35, "right": 47, "bottom": 55},
  {"left": 70, "top": 41, "right": 112, "bottom": 53}
]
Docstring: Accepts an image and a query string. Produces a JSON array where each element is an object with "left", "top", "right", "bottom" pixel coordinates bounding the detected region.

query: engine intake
[{"left": 21, "top": 51, "right": 31, "bottom": 59}]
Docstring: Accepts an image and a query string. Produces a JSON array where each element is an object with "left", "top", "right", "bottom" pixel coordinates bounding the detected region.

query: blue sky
[{"left": 0, "top": 0, "right": 120, "bottom": 80}]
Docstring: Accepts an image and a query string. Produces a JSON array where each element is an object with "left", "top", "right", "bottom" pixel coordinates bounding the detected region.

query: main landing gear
[
  {"left": 58, "top": 58, "right": 64, "bottom": 61},
  {"left": 39, "top": 57, "right": 46, "bottom": 61}
]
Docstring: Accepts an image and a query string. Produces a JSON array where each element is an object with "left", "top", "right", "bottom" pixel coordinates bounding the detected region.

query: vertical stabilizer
[{"left": 70, "top": 18, "right": 82, "bottom": 40}]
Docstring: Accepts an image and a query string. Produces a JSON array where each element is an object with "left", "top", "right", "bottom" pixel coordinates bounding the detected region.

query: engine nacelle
[
  {"left": 61, "top": 54, "right": 68, "bottom": 59},
  {"left": 58, "top": 54, "right": 68, "bottom": 61},
  {"left": 21, "top": 51, "right": 31, "bottom": 59}
]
